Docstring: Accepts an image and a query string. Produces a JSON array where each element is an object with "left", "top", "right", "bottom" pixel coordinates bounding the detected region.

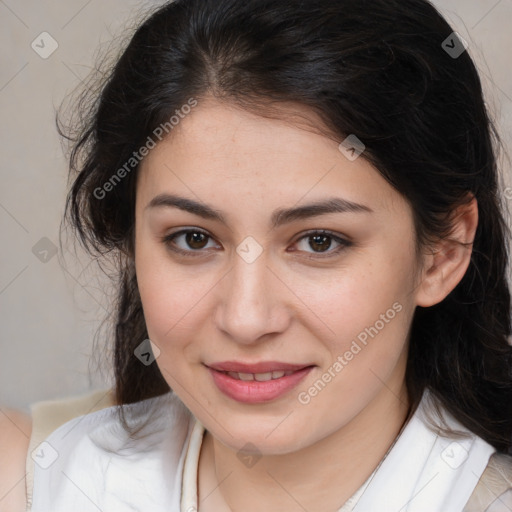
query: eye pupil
[
  {"left": 186, "top": 232, "right": 208, "bottom": 249},
  {"left": 166, "top": 230, "right": 345, "bottom": 258},
  {"left": 310, "top": 234, "right": 331, "bottom": 253}
]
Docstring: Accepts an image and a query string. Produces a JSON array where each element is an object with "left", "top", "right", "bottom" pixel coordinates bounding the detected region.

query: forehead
[
  {"left": 136, "top": 99, "right": 408, "bottom": 219},
  {"left": 142, "top": 99, "right": 338, "bottom": 177}
]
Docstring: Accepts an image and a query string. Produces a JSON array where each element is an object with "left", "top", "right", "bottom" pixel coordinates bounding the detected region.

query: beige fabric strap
[
  {"left": 25, "top": 388, "right": 115, "bottom": 511},
  {"left": 463, "top": 452, "right": 512, "bottom": 512}
]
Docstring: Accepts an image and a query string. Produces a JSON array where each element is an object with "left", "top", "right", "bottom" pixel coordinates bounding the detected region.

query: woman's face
[{"left": 134, "top": 98, "right": 425, "bottom": 454}]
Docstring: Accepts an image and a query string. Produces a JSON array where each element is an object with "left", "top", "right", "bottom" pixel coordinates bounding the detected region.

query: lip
[
  {"left": 207, "top": 361, "right": 310, "bottom": 373},
  {"left": 206, "top": 361, "right": 314, "bottom": 404}
]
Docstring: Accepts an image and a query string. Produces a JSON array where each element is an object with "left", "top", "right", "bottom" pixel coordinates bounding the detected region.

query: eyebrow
[{"left": 145, "top": 193, "right": 373, "bottom": 229}]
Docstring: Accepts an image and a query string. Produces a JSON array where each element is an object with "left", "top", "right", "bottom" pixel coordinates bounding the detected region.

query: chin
[{"left": 203, "top": 408, "right": 320, "bottom": 455}]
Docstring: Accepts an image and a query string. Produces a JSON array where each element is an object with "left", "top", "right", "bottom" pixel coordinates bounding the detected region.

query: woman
[{"left": 29, "top": 0, "right": 512, "bottom": 510}]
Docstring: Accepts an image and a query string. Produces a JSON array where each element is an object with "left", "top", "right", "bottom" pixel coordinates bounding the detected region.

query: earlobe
[{"left": 415, "top": 195, "right": 478, "bottom": 308}]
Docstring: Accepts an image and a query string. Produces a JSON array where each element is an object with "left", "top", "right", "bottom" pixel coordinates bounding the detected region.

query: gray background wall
[{"left": 1, "top": 0, "right": 511, "bottom": 412}]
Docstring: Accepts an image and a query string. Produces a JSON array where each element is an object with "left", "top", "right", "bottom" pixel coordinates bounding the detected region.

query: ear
[{"left": 415, "top": 195, "right": 478, "bottom": 308}]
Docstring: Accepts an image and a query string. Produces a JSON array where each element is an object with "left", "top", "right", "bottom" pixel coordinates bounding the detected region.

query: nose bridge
[{"left": 215, "top": 247, "right": 287, "bottom": 344}]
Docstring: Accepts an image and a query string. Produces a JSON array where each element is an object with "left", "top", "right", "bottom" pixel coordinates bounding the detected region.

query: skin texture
[
  {"left": 134, "top": 97, "right": 478, "bottom": 511},
  {"left": 0, "top": 409, "right": 31, "bottom": 512}
]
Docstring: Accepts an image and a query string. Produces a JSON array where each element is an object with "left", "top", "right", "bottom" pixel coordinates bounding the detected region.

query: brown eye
[
  {"left": 161, "top": 228, "right": 351, "bottom": 260},
  {"left": 184, "top": 231, "right": 209, "bottom": 249},
  {"left": 162, "top": 229, "right": 219, "bottom": 256},
  {"left": 293, "top": 230, "right": 352, "bottom": 258},
  {"left": 308, "top": 234, "right": 334, "bottom": 252}
]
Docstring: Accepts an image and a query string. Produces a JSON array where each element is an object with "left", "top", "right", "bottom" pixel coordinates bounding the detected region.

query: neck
[{"left": 198, "top": 382, "right": 411, "bottom": 512}]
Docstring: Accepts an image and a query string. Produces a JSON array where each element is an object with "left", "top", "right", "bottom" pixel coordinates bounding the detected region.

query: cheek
[
  {"left": 135, "top": 239, "right": 226, "bottom": 372},
  {"left": 294, "top": 249, "right": 416, "bottom": 407},
  {"left": 295, "top": 271, "right": 413, "bottom": 424},
  {"left": 299, "top": 257, "right": 414, "bottom": 350},
  {"left": 136, "top": 268, "right": 208, "bottom": 385},
  {"left": 135, "top": 241, "right": 197, "bottom": 349}
]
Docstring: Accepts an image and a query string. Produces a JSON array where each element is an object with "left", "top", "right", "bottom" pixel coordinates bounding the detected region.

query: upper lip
[{"left": 206, "top": 361, "right": 313, "bottom": 373}]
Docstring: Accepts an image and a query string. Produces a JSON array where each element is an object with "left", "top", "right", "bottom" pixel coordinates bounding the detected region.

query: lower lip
[{"left": 208, "top": 366, "right": 313, "bottom": 404}]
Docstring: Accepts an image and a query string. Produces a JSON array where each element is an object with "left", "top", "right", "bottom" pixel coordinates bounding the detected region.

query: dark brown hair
[{"left": 60, "top": 0, "right": 512, "bottom": 452}]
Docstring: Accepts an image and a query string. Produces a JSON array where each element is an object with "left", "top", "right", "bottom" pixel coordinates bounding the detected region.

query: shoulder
[
  {"left": 39, "top": 390, "right": 191, "bottom": 457},
  {"left": 482, "top": 453, "right": 512, "bottom": 511},
  {"left": 30, "top": 392, "right": 192, "bottom": 511},
  {"left": 0, "top": 408, "right": 32, "bottom": 512},
  {"left": 464, "top": 452, "right": 512, "bottom": 512}
]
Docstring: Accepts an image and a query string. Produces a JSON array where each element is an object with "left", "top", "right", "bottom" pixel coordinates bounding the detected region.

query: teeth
[
  {"left": 254, "top": 372, "right": 273, "bottom": 382},
  {"left": 225, "top": 370, "right": 295, "bottom": 381}
]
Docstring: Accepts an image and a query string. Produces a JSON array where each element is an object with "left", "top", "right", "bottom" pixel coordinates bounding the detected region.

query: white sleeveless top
[{"left": 30, "top": 390, "right": 496, "bottom": 512}]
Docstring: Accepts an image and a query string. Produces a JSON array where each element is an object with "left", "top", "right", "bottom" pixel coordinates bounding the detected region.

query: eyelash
[{"left": 160, "top": 228, "right": 352, "bottom": 259}]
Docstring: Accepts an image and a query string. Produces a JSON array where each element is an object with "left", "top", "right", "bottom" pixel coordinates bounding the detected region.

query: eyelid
[
  {"left": 160, "top": 227, "right": 219, "bottom": 257},
  {"left": 290, "top": 229, "right": 352, "bottom": 258},
  {"left": 161, "top": 227, "right": 352, "bottom": 258}
]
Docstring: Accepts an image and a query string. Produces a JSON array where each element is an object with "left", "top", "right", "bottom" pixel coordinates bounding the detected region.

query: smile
[
  {"left": 206, "top": 362, "right": 314, "bottom": 403},
  {"left": 224, "top": 370, "right": 295, "bottom": 381}
]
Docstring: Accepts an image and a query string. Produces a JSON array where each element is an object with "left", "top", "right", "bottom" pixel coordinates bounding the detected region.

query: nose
[{"left": 214, "top": 251, "right": 291, "bottom": 345}]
